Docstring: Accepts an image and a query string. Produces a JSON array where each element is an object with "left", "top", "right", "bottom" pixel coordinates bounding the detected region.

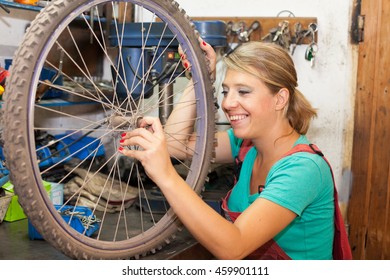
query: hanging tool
[
  {"left": 303, "top": 23, "right": 319, "bottom": 67},
  {"left": 272, "top": 20, "right": 291, "bottom": 50},
  {"left": 305, "top": 42, "right": 318, "bottom": 67},
  {"left": 290, "top": 22, "right": 303, "bottom": 55},
  {"left": 238, "top": 21, "right": 260, "bottom": 42},
  {"left": 261, "top": 20, "right": 291, "bottom": 50},
  {"left": 225, "top": 20, "right": 261, "bottom": 55}
]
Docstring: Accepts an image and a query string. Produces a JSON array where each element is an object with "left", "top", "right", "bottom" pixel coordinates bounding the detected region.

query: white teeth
[{"left": 229, "top": 115, "right": 247, "bottom": 121}]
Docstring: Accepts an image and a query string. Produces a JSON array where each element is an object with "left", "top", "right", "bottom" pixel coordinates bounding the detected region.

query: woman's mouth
[{"left": 229, "top": 114, "right": 248, "bottom": 121}]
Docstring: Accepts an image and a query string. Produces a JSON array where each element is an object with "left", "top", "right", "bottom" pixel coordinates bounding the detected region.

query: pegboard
[{"left": 191, "top": 17, "right": 318, "bottom": 45}]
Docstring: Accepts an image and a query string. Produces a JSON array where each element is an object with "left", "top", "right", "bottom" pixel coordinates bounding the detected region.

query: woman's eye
[
  {"left": 221, "top": 90, "right": 228, "bottom": 96},
  {"left": 239, "top": 90, "right": 251, "bottom": 95}
]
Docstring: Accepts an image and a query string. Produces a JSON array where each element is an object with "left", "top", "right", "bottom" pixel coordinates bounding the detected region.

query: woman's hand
[
  {"left": 200, "top": 39, "right": 217, "bottom": 77},
  {"left": 118, "top": 117, "right": 178, "bottom": 187},
  {"left": 179, "top": 38, "right": 217, "bottom": 80}
]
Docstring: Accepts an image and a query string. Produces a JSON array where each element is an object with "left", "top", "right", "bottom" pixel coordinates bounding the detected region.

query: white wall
[
  {"left": 175, "top": 0, "right": 357, "bottom": 206},
  {"left": 0, "top": 8, "right": 36, "bottom": 66},
  {"left": 0, "top": 1, "right": 357, "bottom": 207}
]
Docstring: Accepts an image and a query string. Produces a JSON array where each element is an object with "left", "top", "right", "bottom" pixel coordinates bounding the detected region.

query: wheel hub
[{"left": 108, "top": 114, "right": 143, "bottom": 130}]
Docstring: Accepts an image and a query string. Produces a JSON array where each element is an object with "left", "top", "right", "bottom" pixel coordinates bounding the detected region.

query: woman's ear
[{"left": 275, "top": 88, "right": 290, "bottom": 111}]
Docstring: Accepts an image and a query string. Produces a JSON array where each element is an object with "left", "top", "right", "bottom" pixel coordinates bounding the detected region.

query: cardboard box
[{"left": 1, "top": 181, "right": 51, "bottom": 222}]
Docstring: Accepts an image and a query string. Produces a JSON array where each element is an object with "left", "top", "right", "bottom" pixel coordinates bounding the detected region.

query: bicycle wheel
[{"left": 3, "top": 0, "right": 215, "bottom": 259}]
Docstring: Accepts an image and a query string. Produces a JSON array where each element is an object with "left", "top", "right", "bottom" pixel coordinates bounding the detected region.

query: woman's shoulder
[
  {"left": 269, "top": 141, "right": 334, "bottom": 193},
  {"left": 267, "top": 136, "right": 330, "bottom": 181},
  {"left": 283, "top": 135, "right": 330, "bottom": 170},
  {"left": 276, "top": 145, "right": 330, "bottom": 177}
]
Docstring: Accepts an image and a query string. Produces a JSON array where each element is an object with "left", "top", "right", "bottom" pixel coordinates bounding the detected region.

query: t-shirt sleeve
[{"left": 259, "top": 155, "right": 324, "bottom": 216}]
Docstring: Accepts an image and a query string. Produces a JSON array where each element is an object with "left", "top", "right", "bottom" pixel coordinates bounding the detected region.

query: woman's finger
[
  {"left": 199, "top": 39, "right": 217, "bottom": 75},
  {"left": 118, "top": 146, "right": 142, "bottom": 161},
  {"left": 122, "top": 127, "right": 151, "bottom": 141},
  {"left": 120, "top": 117, "right": 165, "bottom": 148},
  {"left": 178, "top": 44, "right": 191, "bottom": 71},
  {"left": 120, "top": 134, "right": 151, "bottom": 150},
  {"left": 142, "top": 116, "right": 164, "bottom": 136}
]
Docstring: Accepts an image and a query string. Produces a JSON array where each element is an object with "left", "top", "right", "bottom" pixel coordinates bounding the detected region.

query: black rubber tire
[{"left": 3, "top": 0, "right": 214, "bottom": 259}]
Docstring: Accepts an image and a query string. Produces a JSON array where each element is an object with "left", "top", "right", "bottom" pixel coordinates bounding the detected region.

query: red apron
[
  {"left": 221, "top": 190, "right": 291, "bottom": 260},
  {"left": 222, "top": 143, "right": 352, "bottom": 260}
]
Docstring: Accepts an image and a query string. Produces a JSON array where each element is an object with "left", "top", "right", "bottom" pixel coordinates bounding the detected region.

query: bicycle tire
[{"left": 3, "top": 0, "right": 215, "bottom": 259}]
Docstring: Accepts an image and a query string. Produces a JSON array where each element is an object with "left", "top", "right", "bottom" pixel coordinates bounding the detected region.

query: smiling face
[
  {"left": 222, "top": 42, "right": 316, "bottom": 137},
  {"left": 221, "top": 68, "right": 280, "bottom": 140}
]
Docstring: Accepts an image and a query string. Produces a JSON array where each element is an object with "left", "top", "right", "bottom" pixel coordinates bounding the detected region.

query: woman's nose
[{"left": 222, "top": 93, "right": 239, "bottom": 109}]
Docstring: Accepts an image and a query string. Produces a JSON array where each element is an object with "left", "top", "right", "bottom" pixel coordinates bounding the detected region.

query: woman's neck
[
  {"left": 249, "top": 129, "right": 300, "bottom": 194},
  {"left": 253, "top": 128, "right": 300, "bottom": 162}
]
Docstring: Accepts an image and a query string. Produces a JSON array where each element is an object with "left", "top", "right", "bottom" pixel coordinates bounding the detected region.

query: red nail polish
[
  {"left": 120, "top": 139, "right": 124, "bottom": 143},
  {"left": 121, "top": 133, "right": 127, "bottom": 137},
  {"left": 118, "top": 147, "right": 124, "bottom": 151},
  {"left": 184, "top": 62, "right": 189, "bottom": 69},
  {"left": 180, "top": 54, "right": 185, "bottom": 59},
  {"left": 202, "top": 41, "right": 207, "bottom": 46}
]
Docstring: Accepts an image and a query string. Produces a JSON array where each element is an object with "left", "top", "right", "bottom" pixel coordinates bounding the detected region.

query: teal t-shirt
[{"left": 227, "top": 129, "right": 334, "bottom": 260}]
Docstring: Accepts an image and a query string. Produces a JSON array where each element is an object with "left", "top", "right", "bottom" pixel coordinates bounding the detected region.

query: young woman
[{"left": 118, "top": 41, "right": 336, "bottom": 260}]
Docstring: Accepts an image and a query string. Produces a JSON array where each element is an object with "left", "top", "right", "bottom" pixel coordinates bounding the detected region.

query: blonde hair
[{"left": 223, "top": 42, "right": 317, "bottom": 135}]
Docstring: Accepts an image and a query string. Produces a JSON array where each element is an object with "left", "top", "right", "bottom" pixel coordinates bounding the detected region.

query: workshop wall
[
  {"left": 0, "top": 9, "right": 36, "bottom": 65},
  {"left": 0, "top": 0, "right": 357, "bottom": 215},
  {"left": 175, "top": 0, "right": 358, "bottom": 214}
]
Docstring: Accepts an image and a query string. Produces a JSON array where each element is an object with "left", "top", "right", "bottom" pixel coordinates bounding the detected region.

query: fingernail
[
  {"left": 121, "top": 133, "right": 127, "bottom": 137},
  {"left": 184, "top": 62, "right": 189, "bottom": 69},
  {"left": 120, "top": 139, "right": 124, "bottom": 143},
  {"left": 202, "top": 41, "right": 207, "bottom": 46},
  {"left": 180, "top": 54, "right": 185, "bottom": 59},
  {"left": 118, "top": 147, "right": 124, "bottom": 152}
]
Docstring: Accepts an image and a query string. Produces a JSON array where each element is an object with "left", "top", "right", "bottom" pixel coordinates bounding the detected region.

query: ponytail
[{"left": 287, "top": 89, "right": 317, "bottom": 135}]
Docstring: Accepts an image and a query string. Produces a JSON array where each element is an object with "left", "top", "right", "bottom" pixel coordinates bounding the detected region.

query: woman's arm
[
  {"left": 163, "top": 79, "right": 197, "bottom": 160},
  {"left": 164, "top": 40, "right": 232, "bottom": 163},
  {"left": 119, "top": 117, "right": 296, "bottom": 259}
]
